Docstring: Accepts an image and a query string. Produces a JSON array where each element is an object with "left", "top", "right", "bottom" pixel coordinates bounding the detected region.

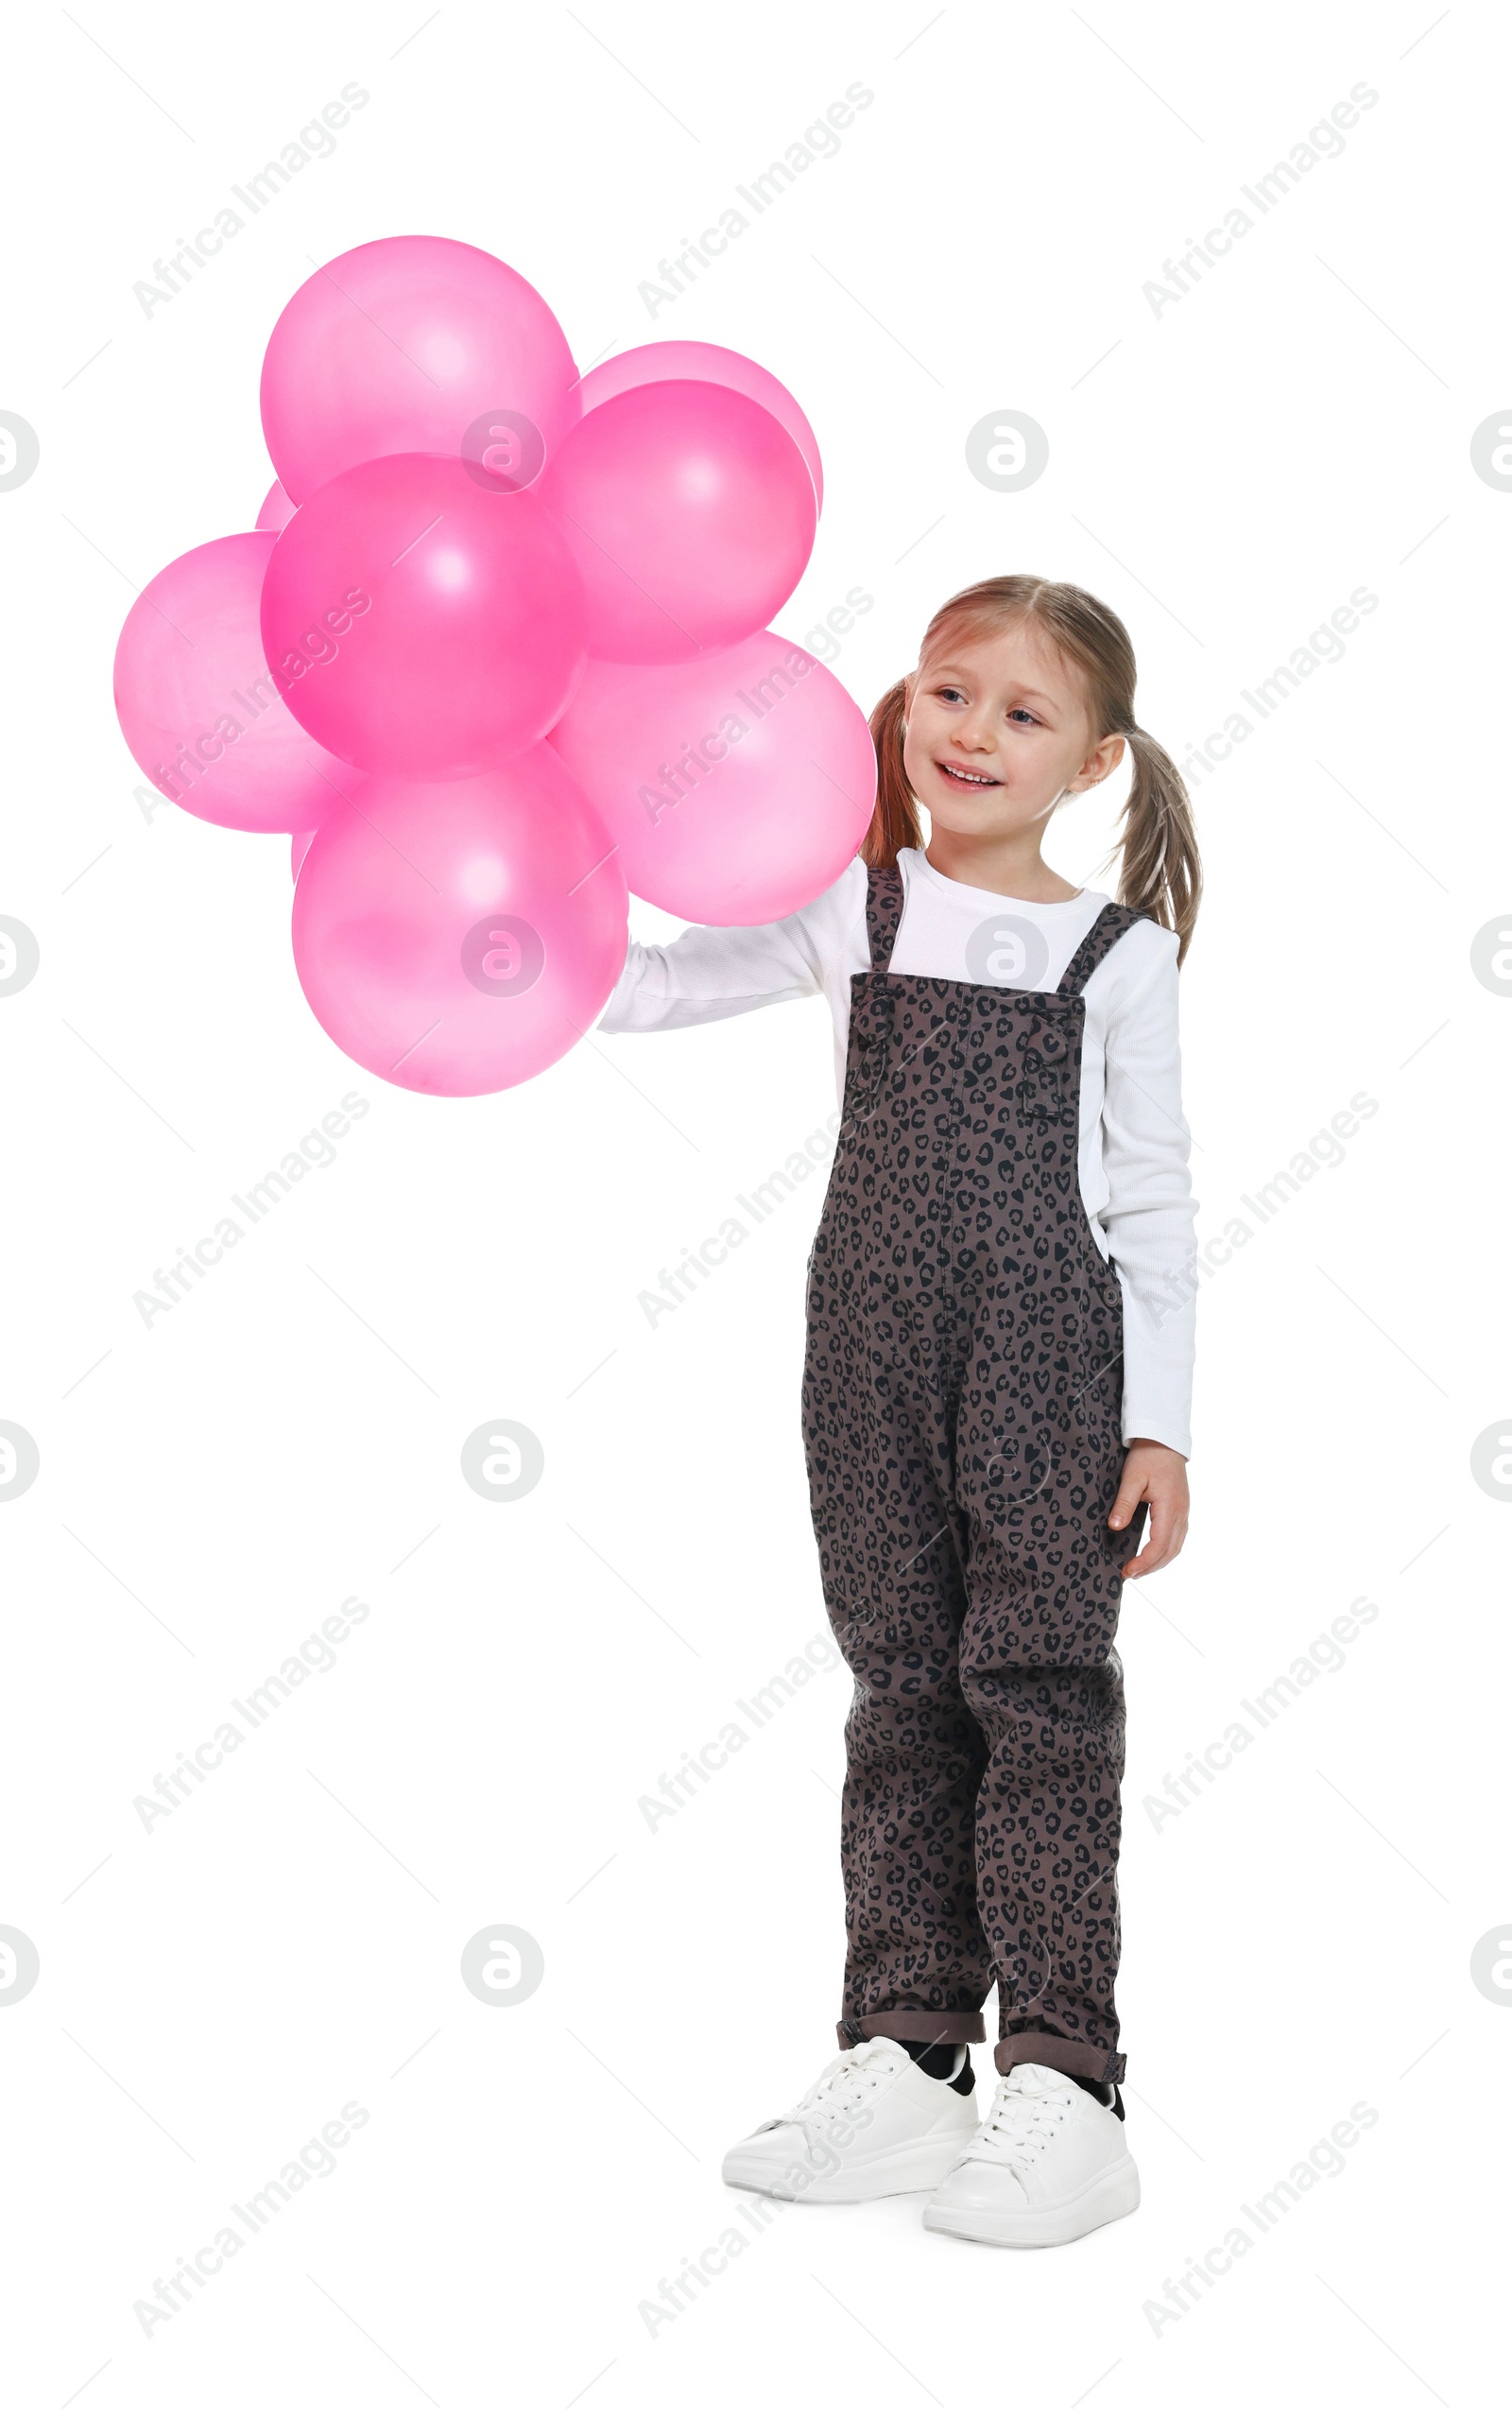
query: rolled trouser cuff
[
  {"left": 994, "top": 2030, "right": 1125, "bottom": 2085},
  {"left": 838, "top": 2010, "right": 987, "bottom": 2049}
]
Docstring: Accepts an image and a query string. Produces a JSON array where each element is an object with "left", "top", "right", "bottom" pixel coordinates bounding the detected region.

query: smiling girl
[{"left": 599, "top": 573, "right": 1201, "bottom": 2248}]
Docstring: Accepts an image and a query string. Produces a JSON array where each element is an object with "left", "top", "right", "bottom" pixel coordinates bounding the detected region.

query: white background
[{"left": 3, "top": 2, "right": 1506, "bottom": 2409}]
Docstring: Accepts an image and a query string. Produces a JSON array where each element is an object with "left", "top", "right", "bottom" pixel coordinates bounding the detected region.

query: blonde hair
[{"left": 865, "top": 574, "right": 1202, "bottom": 962}]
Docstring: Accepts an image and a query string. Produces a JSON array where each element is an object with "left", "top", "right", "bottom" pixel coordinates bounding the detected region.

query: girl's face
[{"left": 902, "top": 619, "right": 1125, "bottom": 841}]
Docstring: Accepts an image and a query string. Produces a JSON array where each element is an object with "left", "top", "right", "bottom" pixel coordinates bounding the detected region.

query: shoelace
[
  {"left": 970, "top": 2075, "right": 1075, "bottom": 2169},
  {"left": 776, "top": 2040, "right": 912, "bottom": 2139}
]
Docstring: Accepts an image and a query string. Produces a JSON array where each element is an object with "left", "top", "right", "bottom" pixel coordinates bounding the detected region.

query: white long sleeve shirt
[{"left": 597, "top": 846, "right": 1197, "bottom": 1457}]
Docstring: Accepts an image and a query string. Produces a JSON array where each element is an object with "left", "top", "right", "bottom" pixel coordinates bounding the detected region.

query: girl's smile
[{"left": 935, "top": 758, "right": 1002, "bottom": 788}]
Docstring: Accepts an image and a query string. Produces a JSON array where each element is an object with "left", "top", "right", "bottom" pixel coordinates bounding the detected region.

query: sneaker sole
[
  {"left": 722, "top": 2133, "right": 977, "bottom": 2202},
  {"left": 922, "top": 2154, "right": 1141, "bottom": 2247}
]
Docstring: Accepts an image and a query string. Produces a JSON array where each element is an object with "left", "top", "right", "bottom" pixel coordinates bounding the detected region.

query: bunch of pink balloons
[{"left": 112, "top": 234, "right": 877, "bottom": 1096}]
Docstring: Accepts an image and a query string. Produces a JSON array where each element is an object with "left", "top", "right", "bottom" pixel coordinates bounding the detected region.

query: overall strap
[
  {"left": 1056, "top": 902, "right": 1151, "bottom": 998},
  {"left": 864, "top": 865, "right": 905, "bottom": 975}
]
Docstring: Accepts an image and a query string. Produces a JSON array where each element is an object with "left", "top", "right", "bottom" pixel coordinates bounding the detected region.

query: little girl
[{"left": 599, "top": 574, "right": 1199, "bottom": 2249}]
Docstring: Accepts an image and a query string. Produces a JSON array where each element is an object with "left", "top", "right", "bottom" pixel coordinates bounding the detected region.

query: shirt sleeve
[
  {"left": 595, "top": 860, "right": 865, "bottom": 1033},
  {"left": 1098, "top": 938, "right": 1199, "bottom": 1458}
]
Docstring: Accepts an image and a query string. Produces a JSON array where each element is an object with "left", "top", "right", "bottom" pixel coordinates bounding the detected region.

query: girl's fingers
[
  {"left": 1117, "top": 1497, "right": 1155, "bottom": 1576},
  {"left": 1107, "top": 1472, "right": 1144, "bottom": 1532},
  {"left": 1121, "top": 1528, "right": 1156, "bottom": 1577},
  {"left": 1121, "top": 1492, "right": 1178, "bottom": 1579},
  {"left": 1110, "top": 1453, "right": 1191, "bottom": 1579}
]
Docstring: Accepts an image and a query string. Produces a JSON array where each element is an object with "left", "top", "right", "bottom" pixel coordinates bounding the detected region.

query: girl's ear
[{"left": 1069, "top": 733, "right": 1126, "bottom": 794}]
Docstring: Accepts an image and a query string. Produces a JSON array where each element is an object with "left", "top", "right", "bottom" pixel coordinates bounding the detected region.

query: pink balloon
[
  {"left": 114, "top": 532, "right": 359, "bottom": 835},
  {"left": 291, "top": 751, "right": 627, "bottom": 1096},
  {"left": 261, "top": 236, "right": 580, "bottom": 502},
  {"left": 538, "top": 382, "right": 816, "bottom": 664},
  {"left": 291, "top": 829, "right": 315, "bottom": 879},
  {"left": 257, "top": 478, "right": 296, "bottom": 532},
  {"left": 260, "top": 452, "right": 587, "bottom": 780},
  {"left": 577, "top": 343, "right": 822, "bottom": 509},
  {"left": 549, "top": 632, "right": 876, "bottom": 924}
]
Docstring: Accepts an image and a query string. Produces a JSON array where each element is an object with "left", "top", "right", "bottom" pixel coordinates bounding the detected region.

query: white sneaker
[
  {"left": 721, "top": 2037, "right": 979, "bottom": 2202},
  {"left": 922, "top": 2062, "right": 1140, "bottom": 2247}
]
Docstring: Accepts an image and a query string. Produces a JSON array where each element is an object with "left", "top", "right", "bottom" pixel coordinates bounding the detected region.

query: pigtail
[
  {"left": 861, "top": 678, "right": 924, "bottom": 871},
  {"left": 1116, "top": 727, "right": 1202, "bottom": 965}
]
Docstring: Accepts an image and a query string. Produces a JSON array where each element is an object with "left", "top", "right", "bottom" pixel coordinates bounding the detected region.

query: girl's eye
[
  {"left": 1008, "top": 707, "right": 1039, "bottom": 726},
  {"left": 936, "top": 686, "right": 965, "bottom": 704}
]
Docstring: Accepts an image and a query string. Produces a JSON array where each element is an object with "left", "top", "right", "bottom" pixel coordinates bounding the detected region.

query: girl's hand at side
[{"left": 1108, "top": 1440, "right": 1189, "bottom": 1579}]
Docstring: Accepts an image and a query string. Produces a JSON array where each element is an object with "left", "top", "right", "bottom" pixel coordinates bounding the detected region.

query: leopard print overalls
[{"left": 800, "top": 865, "right": 1150, "bottom": 2086}]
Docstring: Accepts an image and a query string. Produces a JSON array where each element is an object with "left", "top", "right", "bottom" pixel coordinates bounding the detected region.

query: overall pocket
[
  {"left": 1015, "top": 1061, "right": 1076, "bottom": 1131},
  {"left": 1014, "top": 1020, "right": 1077, "bottom": 1133}
]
